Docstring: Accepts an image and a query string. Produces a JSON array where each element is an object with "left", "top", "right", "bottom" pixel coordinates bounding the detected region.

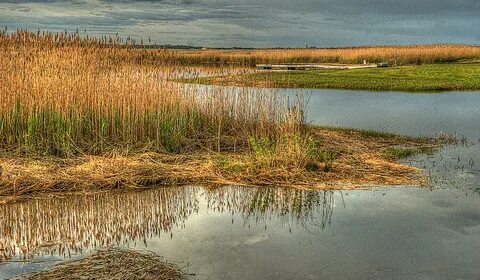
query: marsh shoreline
[{"left": 0, "top": 127, "right": 448, "bottom": 204}]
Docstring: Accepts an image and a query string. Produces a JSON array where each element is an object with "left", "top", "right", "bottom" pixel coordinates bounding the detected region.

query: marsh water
[{"left": 1, "top": 89, "right": 480, "bottom": 279}]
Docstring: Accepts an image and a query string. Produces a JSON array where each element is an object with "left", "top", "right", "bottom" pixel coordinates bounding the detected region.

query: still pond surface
[{"left": 1, "top": 89, "right": 479, "bottom": 279}]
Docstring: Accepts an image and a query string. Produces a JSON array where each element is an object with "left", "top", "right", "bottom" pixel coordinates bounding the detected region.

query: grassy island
[
  {"left": 0, "top": 31, "right": 451, "bottom": 203},
  {"left": 189, "top": 64, "right": 480, "bottom": 92}
]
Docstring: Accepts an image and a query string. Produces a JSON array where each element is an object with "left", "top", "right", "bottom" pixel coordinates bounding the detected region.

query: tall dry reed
[
  {"left": 163, "top": 45, "right": 480, "bottom": 66},
  {"left": 0, "top": 30, "right": 304, "bottom": 156}
]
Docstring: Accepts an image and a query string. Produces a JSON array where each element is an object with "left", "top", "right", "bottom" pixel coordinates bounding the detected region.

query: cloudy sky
[{"left": 1, "top": 0, "right": 479, "bottom": 47}]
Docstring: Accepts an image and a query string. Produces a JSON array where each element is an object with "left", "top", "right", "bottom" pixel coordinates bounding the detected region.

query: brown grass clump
[{"left": 13, "top": 248, "right": 185, "bottom": 280}]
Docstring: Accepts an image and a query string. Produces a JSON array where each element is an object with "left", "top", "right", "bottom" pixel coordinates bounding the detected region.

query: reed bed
[
  {"left": 14, "top": 248, "right": 185, "bottom": 280},
  {"left": 164, "top": 45, "right": 480, "bottom": 66},
  {"left": 0, "top": 30, "right": 304, "bottom": 156}
]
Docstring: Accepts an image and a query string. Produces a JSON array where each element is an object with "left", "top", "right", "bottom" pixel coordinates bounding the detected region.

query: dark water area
[{"left": 1, "top": 89, "right": 480, "bottom": 279}]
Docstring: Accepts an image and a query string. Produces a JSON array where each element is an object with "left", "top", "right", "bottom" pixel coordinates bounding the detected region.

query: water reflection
[
  {"left": 0, "top": 186, "right": 335, "bottom": 262},
  {"left": 0, "top": 187, "right": 199, "bottom": 261},
  {"left": 206, "top": 187, "right": 334, "bottom": 230},
  {"left": 3, "top": 88, "right": 480, "bottom": 278}
]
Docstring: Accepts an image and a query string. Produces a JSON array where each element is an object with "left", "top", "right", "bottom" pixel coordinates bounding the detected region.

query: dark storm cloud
[{"left": 0, "top": 0, "right": 479, "bottom": 47}]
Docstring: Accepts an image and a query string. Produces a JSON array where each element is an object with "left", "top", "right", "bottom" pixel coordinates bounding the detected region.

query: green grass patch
[
  {"left": 211, "top": 154, "right": 246, "bottom": 173},
  {"left": 382, "top": 146, "right": 436, "bottom": 159},
  {"left": 315, "top": 125, "right": 415, "bottom": 140},
  {"left": 191, "top": 64, "right": 480, "bottom": 92}
]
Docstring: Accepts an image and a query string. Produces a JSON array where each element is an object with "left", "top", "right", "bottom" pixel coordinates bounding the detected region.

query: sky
[{"left": 1, "top": 0, "right": 479, "bottom": 48}]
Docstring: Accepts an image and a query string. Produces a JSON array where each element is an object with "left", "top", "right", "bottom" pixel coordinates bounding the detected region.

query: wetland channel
[{"left": 1, "top": 88, "right": 480, "bottom": 279}]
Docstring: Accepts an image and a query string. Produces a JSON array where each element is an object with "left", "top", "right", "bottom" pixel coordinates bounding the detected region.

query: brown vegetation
[
  {"left": 166, "top": 45, "right": 480, "bottom": 66},
  {"left": 0, "top": 128, "right": 447, "bottom": 204},
  {"left": 0, "top": 30, "right": 303, "bottom": 156}
]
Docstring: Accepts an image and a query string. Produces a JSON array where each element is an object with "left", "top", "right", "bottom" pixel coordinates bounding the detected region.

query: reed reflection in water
[
  {"left": 0, "top": 186, "right": 335, "bottom": 262},
  {"left": 0, "top": 187, "right": 199, "bottom": 261},
  {"left": 206, "top": 187, "right": 335, "bottom": 230}
]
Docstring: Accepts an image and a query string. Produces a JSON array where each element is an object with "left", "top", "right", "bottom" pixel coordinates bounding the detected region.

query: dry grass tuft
[{"left": 13, "top": 248, "right": 185, "bottom": 280}]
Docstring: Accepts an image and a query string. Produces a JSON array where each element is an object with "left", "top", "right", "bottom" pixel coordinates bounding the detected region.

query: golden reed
[{"left": 0, "top": 30, "right": 304, "bottom": 156}]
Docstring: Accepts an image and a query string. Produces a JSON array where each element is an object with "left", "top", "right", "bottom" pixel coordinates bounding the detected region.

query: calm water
[
  {"left": 1, "top": 89, "right": 480, "bottom": 279},
  {"left": 303, "top": 89, "right": 480, "bottom": 139}
]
